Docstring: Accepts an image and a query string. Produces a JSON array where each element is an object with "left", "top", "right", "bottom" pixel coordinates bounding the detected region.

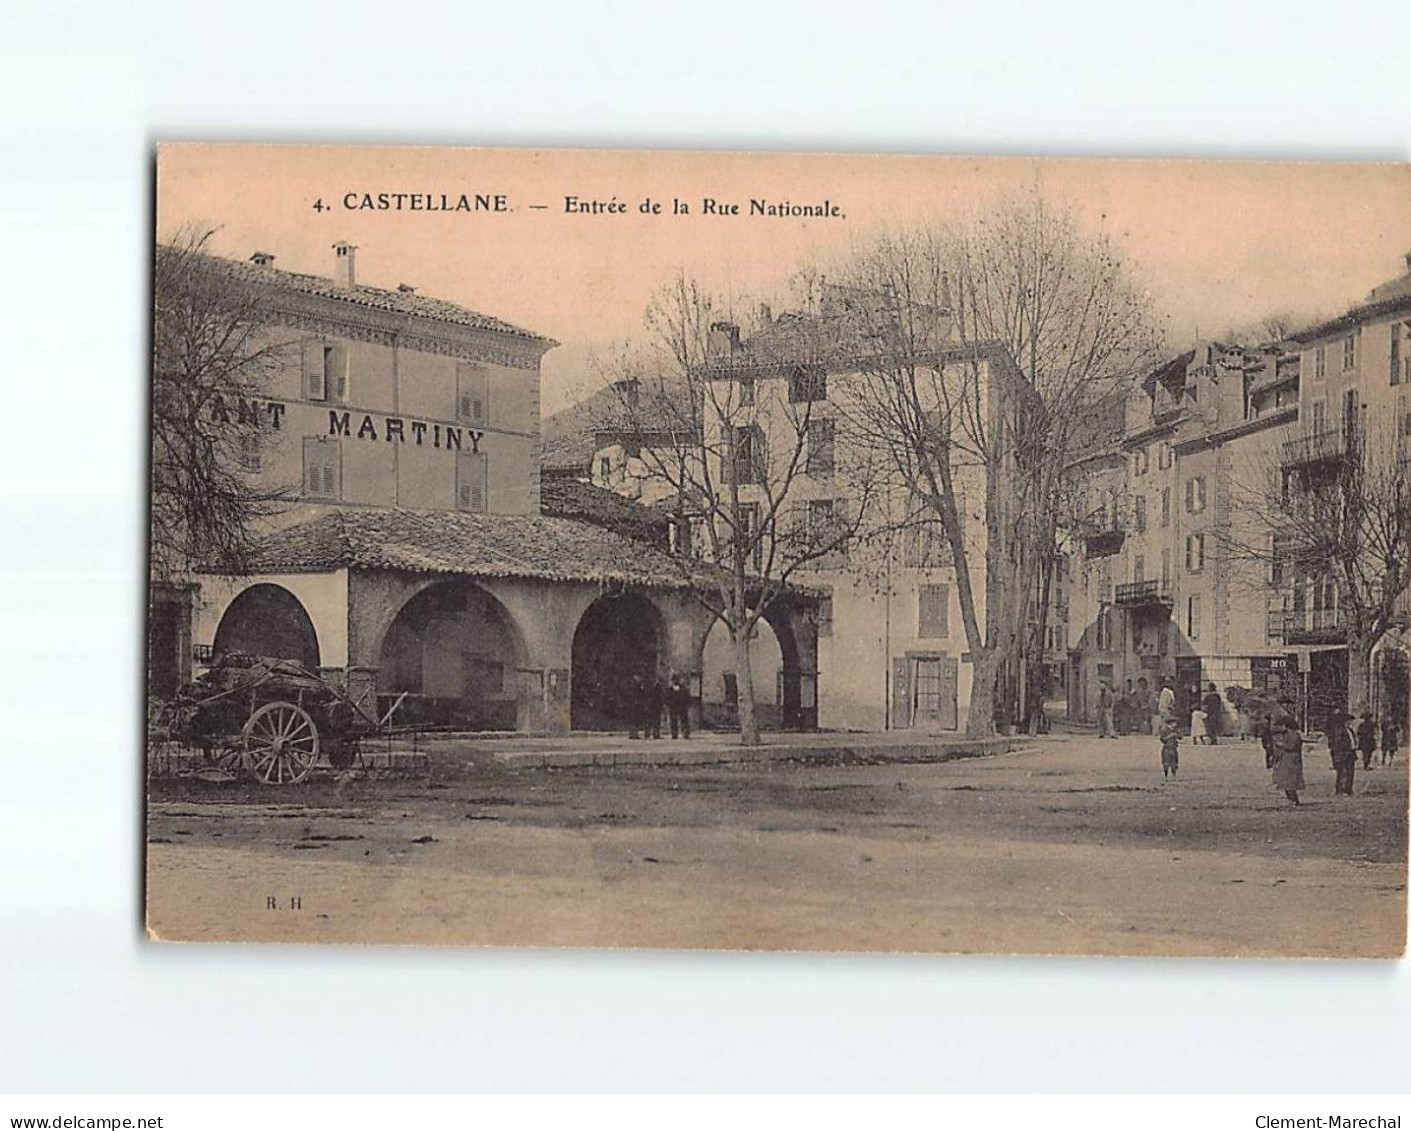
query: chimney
[
  {"left": 332, "top": 241, "right": 358, "bottom": 288},
  {"left": 249, "top": 250, "right": 275, "bottom": 267},
  {"left": 707, "top": 321, "right": 741, "bottom": 360}
]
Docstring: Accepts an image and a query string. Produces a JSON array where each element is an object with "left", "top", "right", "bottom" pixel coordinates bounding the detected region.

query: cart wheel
[{"left": 242, "top": 701, "right": 320, "bottom": 785}]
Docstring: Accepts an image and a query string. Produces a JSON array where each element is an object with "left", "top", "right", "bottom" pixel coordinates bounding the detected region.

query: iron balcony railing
[
  {"left": 1281, "top": 427, "right": 1353, "bottom": 468},
  {"left": 1115, "top": 579, "right": 1174, "bottom": 608}
]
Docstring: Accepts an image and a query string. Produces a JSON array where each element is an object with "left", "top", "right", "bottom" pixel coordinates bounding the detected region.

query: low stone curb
[{"left": 487, "top": 736, "right": 1016, "bottom": 770}]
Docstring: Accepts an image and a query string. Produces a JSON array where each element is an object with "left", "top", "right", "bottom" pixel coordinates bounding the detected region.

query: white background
[{"left": 0, "top": 0, "right": 1408, "bottom": 1095}]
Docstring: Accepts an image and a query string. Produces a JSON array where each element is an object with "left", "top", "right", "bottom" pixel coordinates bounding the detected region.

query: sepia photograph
[{"left": 144, "top": 144, "right": 1410, "bottom": 957}]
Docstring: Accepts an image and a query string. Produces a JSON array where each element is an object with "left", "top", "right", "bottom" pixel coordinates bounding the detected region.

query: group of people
[
  {"left": 625, "top": 671, "right": 694, "bottom": 740},
  {"left": 1097, "top": 677, "right": 1226, "bottom": 744},
  {"left": 1253, "top": 706, "right": 1400, "bottom": 805}
]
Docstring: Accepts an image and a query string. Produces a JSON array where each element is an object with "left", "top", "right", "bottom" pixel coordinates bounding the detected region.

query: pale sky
[{"left": 156, "top": 145, "right": 1411, "bottom": 414}]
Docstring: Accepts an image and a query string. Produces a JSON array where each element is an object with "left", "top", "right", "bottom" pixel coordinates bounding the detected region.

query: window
[
  {"left": 737, "top": 502, "right": 762, "bottom": 572},
  {"left": 1185, "top": 476, "right": 1206, "bottom": 514},
  {"left": 1185, "top": 532, "right": 1205, "bottom": 572},
  {"left": 324, "top": 344, "right": 348, "bottom": 403},
  {"left": 806, "top": 418, "right": 835, "bottom": 476},
  {"left": 303, "top": 340, "right": 327, "bottom": 401},
  {"left": 1187, "top": 595, "right": 1202, "bottom": 640},
  {"left": 456, "top": 363, "right": 489, "bottom": 424},
  {"left": 598, "top": 456, "right": 611, "bottom": 482},
  {"left": 1343, "top": 388, "right": 1359, "bottom": 440},
  {"left": 903, "top": 518, "right": 947, "bottom": 569},
  {"left": 788, "top": 365, "right": 827, "bottom": 403},
  {"left": 1133, "top": 554, "right": 1145, "bottom": 583},
  {"left": 302, "top": 436, "right": 341, "bottom": 499},
  {"left": 1160, "top": 486, "right": 1170, "bottom": 527},
  {"left": 1315, "top": 346, "right": 1326, "bottom": 380},
  {"left": 722, "top": 672, "right": 739, "bottom": 707},
  {"left": 1271, "top": 532, "right": 1291, "bottom": 587},
  {"left": 918, "top": 584, "right": 950, "bottom": 638},
  {"left": 1134, "top": 446, "right": 1149, "bottom": 476},
  {"left": 1342, "top": 334, "right": 1356, "bottom": 372},
  {"left": 1160, "top": 548, "right": 1171, "bottom": 587},
  {"left": 738, "top": 375, "right": 755, "bottom": 407},
  {"left": 1157, "top": 442, "right": 1172, "bottom": 471},
  {"left": 456, "top": 451, "right": 488, "bottom": 513},
  {"left": 1311, "top": 399, "right": 1326, "bottom": 433},
  {"left": 1134, "top": 495, "right": 1147, "bottom": 533},
  {"left": 1393, "top": 323, "right": 1403, "bottom": 387},
  {"left": 725, "top": 425, "right": 764, "bottom": 484},
  {"left": 817, "top": 595, "right": 833, "bottom": 638},
  {"left": 238, "top": 433, "right": 261, "bottom": 473}
]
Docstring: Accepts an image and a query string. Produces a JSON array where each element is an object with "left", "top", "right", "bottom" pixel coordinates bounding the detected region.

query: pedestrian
[
  {"left": 666, "top": 672, "right": 692, "bottom": 739},
  {"left": 1137, "top": 676, "right": 1154, "bottom": 735},
  {"left": 1202, "top": 682, "right": 1223, "bottom": 746},
  {"left": 1356, "top": 710, "right": 1377, "bottom": 771},
  {"left": 1328, "top": 711, "right": 1357, "bottom": 796},
  {"left": 1157, "top": 679, "right": 1176, "bottom": 725},
  {"left": 1271, "top": 710, "right": 1305, "bottom": 806},
  {"left": 626, "top": 670, "right": 645, "bottom": 739},
  {"left": 1158, "top": 716, "right": 1180, "bottom": 778},
  {"left": 1190, "top": 705, "right": 1208, "bottom": 745},
  {"left": 1255, "top": 710, "right": 1276, "bottom": 770},
  {"left": 1382, "top": 717, "right": 1401, "bottom": 766},
  {"left": 1097, "top": 682, "right": 1115, "bottom": 739},
  {"left": 643, "top": 672, "right": 663, "bottom": 739}
]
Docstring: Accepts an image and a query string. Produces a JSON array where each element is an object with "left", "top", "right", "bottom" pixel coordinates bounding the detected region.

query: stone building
[
  {"left": 543, "top": 293, "right": 1039, "bottom": 734},
  {"left": 150, "top": 242, "right": 818, "bottom": 734},
  {"left": 1067, "top": 252, "right": 1411, "bottom": 731}
]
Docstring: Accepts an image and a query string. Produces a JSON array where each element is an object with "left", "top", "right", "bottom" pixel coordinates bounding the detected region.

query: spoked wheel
[{"left": 242, "top": 701, "right": 320, "bottom": 785}]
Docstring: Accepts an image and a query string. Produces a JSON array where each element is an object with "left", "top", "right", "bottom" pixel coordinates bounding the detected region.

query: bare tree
[
  {"left": 150, "top": 225, "right": 292, "bottom": 581},
  {"left": 595, "top": 273, "right": 885, "bottom": 745},
  {"left": 1224, "top": 421, "right": 1411, "bottom": 718},
  {"left": 835, "top": 195, "right": 1163, "bottom": 735}
]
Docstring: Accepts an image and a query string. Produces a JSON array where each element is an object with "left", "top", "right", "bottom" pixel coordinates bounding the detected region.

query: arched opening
[
  {"left": 213, "top": 584, "right": 320, "bottom": 671},
  {"left": 699, "top": 613, "right": 785, "bottom": 730},
  {"left": 571, "top": 591, "right": 666, "bottom": 730},
  {"left": 376, "top": 580, "right": 526, "bottom": 731}
]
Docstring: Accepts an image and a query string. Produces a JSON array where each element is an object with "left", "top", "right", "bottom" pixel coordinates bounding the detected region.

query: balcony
[
  {"left": 1282, "top": 605, "right": 1346, "bottom": 645},
  {"left": 1281, "top": 427, "right": 1352, "bottom": 469},
  {"left": 1082, "top": 522, "right": 1125, "bottom": 558},
  {"left": 1115, "top": 579, "right": 1174, "bottom": 613}
]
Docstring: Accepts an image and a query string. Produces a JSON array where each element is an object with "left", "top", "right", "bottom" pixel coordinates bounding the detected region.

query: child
[
  {"left": 1159, "top": 717, "right": 1180, "bottom": 778},
  {"left": 1190, "top": 706, "right": 1208, "bottom": 745}
]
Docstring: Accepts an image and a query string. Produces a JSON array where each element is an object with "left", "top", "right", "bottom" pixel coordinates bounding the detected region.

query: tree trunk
[
  {"left": 734, "top": 622, "right": 760, "bottom": 747},
  {"left": 1347, "top": 631, "right": 1374, "bottom": 717},
  {"left": 966, "top": 646, "right": 1005, "bottom": 738}
]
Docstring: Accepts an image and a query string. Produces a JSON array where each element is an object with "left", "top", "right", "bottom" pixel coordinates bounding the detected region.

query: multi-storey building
[
  {"left": 546, "top": 292, "right": 1037, "bottom": 733},
  {"left": 149, "top": 242, "right": 819, "bottom": 734},
  {"left": 1068, "top": 252, "right": 1411, "bottom": 731}
]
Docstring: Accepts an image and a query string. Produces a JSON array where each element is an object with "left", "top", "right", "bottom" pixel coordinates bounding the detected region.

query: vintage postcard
[{"left": 146, "top": 144, "right": 1410, "bottom": 956}]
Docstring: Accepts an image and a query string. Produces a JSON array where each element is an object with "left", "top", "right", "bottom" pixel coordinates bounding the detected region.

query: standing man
[
  {"left": 666, "top": 672, "right": 692, "bottom": 739},
  {"left": 1356, "top": 710, "right": 1377, "bottom": 771},
  {"left": 1157, "top": 678, "right": 1176, "bottom": 727},
  {"left": 1097, "top": 682, "right": 1115, "bottom": 739},
  {"left": 626, "top": 670, "right": 646, "bottom": 740},
  {"left": 1202, "top": 683, "right": 1224, "bottom": 746},
  {"left": 643, "top": 671, "right": 664, "bottom": 740},
  {"left": 1328, "top": 711, "right": 1358, "bottom": 797}
]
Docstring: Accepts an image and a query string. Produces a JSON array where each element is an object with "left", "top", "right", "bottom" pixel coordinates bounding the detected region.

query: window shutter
[
  {"left": 457, "top": 452, "right": 488, "bottom": 512},
  {"left": 457, "top": 363, "right": 488, "bottom": 424},
  {"left": 303, "top": 340, "right": 327, "bottom": 401},
  {"left": 326, "top": 345, "right": 348, "bottom": 402}
]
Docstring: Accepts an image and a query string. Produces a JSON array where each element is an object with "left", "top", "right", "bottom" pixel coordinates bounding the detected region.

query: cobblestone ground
[{"left": 146, "top": 732, "right": 1408, "bottom": 957}]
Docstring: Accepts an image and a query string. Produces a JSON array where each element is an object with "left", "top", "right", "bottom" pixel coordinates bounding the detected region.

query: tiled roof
[
  {"left": 208, "top": 254, "right": 554, "bottom": 345},
  {"left": 244, "top": 507, "right": 718, "bottom": 590},
  {"left": 539, "top": 477, "right": 669, "bottom": 546}
]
